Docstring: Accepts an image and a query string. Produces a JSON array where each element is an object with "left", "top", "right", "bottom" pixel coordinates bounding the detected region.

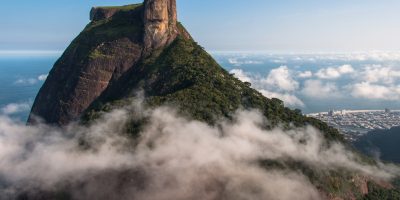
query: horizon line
[
  {"left": 0, "top": 50, "right": 63, "bottom": 56},
  {"left": 3, "top": 49, "right": 400, "bottom": 56}
]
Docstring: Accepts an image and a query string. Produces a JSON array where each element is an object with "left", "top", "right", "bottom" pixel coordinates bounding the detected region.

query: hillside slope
[{"left": 354, "top": 126, "right": 400, "bottom": 164}]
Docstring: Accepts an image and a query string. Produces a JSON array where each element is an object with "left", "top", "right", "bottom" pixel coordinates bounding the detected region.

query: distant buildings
[{"left": 308, "top": 109, "right": 400, "bottom": 141}]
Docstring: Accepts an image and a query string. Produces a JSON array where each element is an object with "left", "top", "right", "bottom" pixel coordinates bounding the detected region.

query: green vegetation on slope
[
  {"left": 94, "top": 4, "right": 142, "bottom": 11},
  {"left": 362, "top": 182, "right": 400, "bottom": 200},
  {"left": 261, "top": 159, "right": 366, "bottom": 199},
  {"left": 58, "top": 4, "right": 144, "bottom": 66}
]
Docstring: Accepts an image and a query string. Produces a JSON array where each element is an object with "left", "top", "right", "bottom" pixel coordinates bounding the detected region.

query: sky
[{"left": 1, "top": 0, "right": 400, "bottom": 52}]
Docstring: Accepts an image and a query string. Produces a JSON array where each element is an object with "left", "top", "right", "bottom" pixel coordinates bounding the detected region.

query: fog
[{"left": 0, "top": 101, "right": 398, "bottom": 199}]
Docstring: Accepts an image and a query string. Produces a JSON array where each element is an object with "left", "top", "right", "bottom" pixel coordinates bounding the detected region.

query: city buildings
[{"left": 308, "top": 109, "right": 400, "bottom": 141}]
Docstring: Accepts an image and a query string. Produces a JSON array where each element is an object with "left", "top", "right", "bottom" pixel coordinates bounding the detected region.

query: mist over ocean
[{"left": 2, "top": 51, "right": 400, "bottom": 121}]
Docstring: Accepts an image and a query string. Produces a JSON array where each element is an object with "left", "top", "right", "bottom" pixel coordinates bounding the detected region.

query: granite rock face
[
  {"left": 28, "top": 0, "right": 180, "bottom": 125},
  {"left": 143, "top": 0, "right": 178, "bottom": 55}
]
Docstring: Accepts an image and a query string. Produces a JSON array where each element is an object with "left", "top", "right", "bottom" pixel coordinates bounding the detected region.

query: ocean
[
  {"left": 0, "top": 55, "right": 57, "bottom": 121},
  {"left": 1, "top": 51, "right": 400, "bottom": 121}
]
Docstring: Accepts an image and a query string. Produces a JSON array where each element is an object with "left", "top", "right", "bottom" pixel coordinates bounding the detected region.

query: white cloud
[
  {"left": 350, "top": 82, "right": 400, "bottom": 100},
  {"left": 361, "top": 65, "right": 400, "bottom": 84},
  {"left": 338, "top": 64, "right": 355, "bottom": 74},
  {"left": 37, "top": 74, "right": 48, "bottom": 81},
  {"left": 1, "top": 102, "right": 31, "bottom": 115},
  {"left": 228, "top": 58, "right": 239, "bottom": 65},
  {"left": 230, "top": 67, "right": 304, "bottom": 107},
  {"left": 259, "top": 90, "right": 305, "bottom": 107},
  {"left": 0, "top": 103, "right": 398, "bottom": 199},
  {"left": 228, "top": 58, "right": 262, "bottom": 66},
  {"left": 348, "top": 65, "right": 400, "bottom": 100},
  {"left": 14, "top": 78, "right": 38, "bottom": 85},
  {"left": 302, "top": 80, "right": 341, "bottom": 99},
  {"left": 14, "top": 74, "right": 49, "bottom": 85},
  {"left": 315, "top": 64, "right": 354, "bottom": 79},
  {"left": 298, "top": 71, "right": 313, "bottom": 78},
  {"left": 263, "top": 66, "right": 299, "bottom": 91},
  {"left": 282, "top": 52, "right": 400, "bottom": 62},
  {"left": 316, "top": 68, "right": 341, "bottom": 79},
  {"left": 230, "top": 69, "right": 252, "bottom": 83}
]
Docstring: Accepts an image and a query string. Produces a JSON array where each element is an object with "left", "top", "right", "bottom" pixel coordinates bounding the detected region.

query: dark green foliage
[
  {"left": 17, "top": 191, "right": 71, "bottom": 200},
  {"left": 58, "top": 4, "right": 144, "bottom": 66},
  {"left": 394, "top": 178, "right": 400, "bottom": 188},
  {"left": 354, "top": 126, "right": 400, "bottom": 164},
  {"left": 362, "top": 182, "right": 400, "bottom": 200},
  {"left": 95, "top": 4, "right": 142, "bottom": 11},
  {"left": 260, "top": 159, "right": 364, "bottom": 199}
]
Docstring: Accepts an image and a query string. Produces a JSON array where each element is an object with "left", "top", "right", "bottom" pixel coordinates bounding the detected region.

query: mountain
[
  {"left": 354, "top": 126, "right": 400, "bottom": 164},
  {"left": 28, "top": 1, "right": 181, "bottom": 125},
  {"left": 28, "top": 0, "right": 340, "bottom": 141},
  {"left": 26, "top": 0, "right": 399, "bottom": 199}
]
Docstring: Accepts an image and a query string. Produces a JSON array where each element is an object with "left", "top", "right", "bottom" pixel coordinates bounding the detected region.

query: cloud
[
  {"left": 302, "top": 80, "right": 341, "bottom": 99},
  {"left": 338, "top": 64, "right": 355, "bottom": 74},
  {"left": 350, "top": 82, "right": 400, "bottom": 100},
  {"left": 343, "top": 65, "right": 400, "bottom": 100},
  {"left": 259, "top": 90, "right": 305, "bottom": 107},
  {"left": 231, "top": 62, "right": 400, "bottom": 105},
  {"left": 230, "top": 67, "right": 303, "bottom": 107},
  {"left": 1, "top": 102, "right": 31, "bottom": 115},
  {"left": 360, "top": 65, "right": 400, "bottom": 84},
  {"left": 14, "top": 74, "right": 48, "bottom": 85},
  {"left": 37, "top": 74, "right": 48, "bottom": 81},
  {"left": 263, "top": 66, "right": 299, "bottom": 91},
  {"left": 0, "top": 103, "right": 398, "bottom": 199},
  {"left": 278, "top": 52, "right": 400, "bottom": 62},
  {"left": 229, "top": 69, "right": 252, "bottom": 83},
  {"left": 298, "top": 71, "right": 313, "bottom": 78},
  {"left": 228, "top": 58, "right": 263, "bottom": 66},
  {"left": 315, "top": 64, "right": 354, "bottom": 79},
  {"left": 14, "top": 78, "right": 38, "bottom": 85}
]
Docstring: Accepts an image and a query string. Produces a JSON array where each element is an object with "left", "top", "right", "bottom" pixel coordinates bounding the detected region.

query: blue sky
[{"left": 1, "top": 0, "right": 400, "bottom": 52}]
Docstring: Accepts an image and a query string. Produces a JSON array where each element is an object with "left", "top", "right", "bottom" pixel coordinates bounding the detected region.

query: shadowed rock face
[{"left": 28, "top": 0, "right": 179, "bottom": 125}]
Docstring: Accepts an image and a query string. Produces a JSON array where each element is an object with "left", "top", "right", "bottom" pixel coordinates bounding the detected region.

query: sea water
[{"left": 0, "top": 55, "right": 57, "bottom": 121}]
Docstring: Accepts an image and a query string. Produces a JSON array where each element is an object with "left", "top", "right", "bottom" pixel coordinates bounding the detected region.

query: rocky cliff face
[
  {"left": 143, "top": 0, "right": 178, "bottom": 55},
  {"left": 28, "top": 0, "right": 180, "bottom": 125}
]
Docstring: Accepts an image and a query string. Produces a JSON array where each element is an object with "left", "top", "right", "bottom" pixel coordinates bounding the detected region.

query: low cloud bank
[
  {"left": 230, "top": 67, "right": 304, "bottom": 107},
  {"left": 0, "top": 103, "right": 398, "bottom": 199},
  {"left": 230, "top": 63, "right": 400, "bottom": 108},
  {"left": 315, "top": 64, "right": 354, "bottom": 80}
]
